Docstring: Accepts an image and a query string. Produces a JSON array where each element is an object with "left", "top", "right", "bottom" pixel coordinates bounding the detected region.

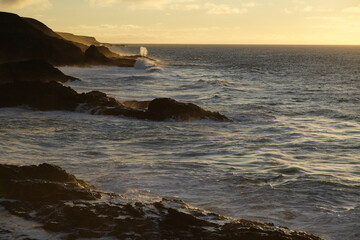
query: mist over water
[{"left": 1, "top": 45, "right": 359, "bottom": 240}]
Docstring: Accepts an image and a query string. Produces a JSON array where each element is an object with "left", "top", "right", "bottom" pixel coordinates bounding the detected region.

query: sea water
[{"left": 0, "top": 45, "right": 359, "bottom": 240}]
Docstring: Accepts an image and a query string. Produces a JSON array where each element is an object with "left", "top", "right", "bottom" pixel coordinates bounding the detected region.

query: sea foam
[{"left": 134, "top": 58, "right": 162, "bottom": 72}]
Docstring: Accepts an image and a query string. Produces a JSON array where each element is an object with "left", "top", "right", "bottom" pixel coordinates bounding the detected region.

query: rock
[
  {"left": 0, "top": 59, "right": 79, "bottom": 84},
  {"left": 122, "top": 100, "right": 151, "bottom": 110},
  {"left": 0, "top": 12, "right": 84, "bottom": 65},
  {"left": 0, "top": 163, "right": 325, "bottom": 240},
  {"left": 0, "top": 11, "right": 137, "bottom": 67},
  {"left": 0, "top": 81, "right": 80, "bottom": 110},
  {"left": 0, "top": 80, "right": 228, "bottom": 121},
  {"left": 84, "top": 45, "right": 136, "bottom": 67},
  {"left": 0, "top": 163, "right": 100, "bottom": 202},
  {"left": 147, "top": 98, "right": 229, "bottom": 121},
  {"left": 56, "top": 32, "right": 101, "bottom": 47},
  {"left": 96, "top": 45, "right": 121, "bottom": 58},
  {"left": 84, "top": 45, "right": 111, "bottom": 64}
]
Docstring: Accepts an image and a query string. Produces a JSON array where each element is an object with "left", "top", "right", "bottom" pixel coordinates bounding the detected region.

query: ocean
[{"left": 0, "top": 45, "right": 359, "bottom": 240}]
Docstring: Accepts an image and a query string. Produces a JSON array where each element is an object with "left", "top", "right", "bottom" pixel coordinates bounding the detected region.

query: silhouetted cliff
[{"left": 0, "top": 12, "right": 136, "bottom": 67}]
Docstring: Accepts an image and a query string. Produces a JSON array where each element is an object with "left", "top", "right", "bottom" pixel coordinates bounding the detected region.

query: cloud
[
  {"left": 87, "top": 0, "right": 117, "bottom": 8},
  {"left": 204, "top": 3, "right": 247, "bottom": 15},
  {"left": 0, "top": 0, "right": 51, "bottom": 9},
  {"left": 87, "top": 0, "right": 254, "bottom": 15},
  {"left": 343, "top": 5, "right": 360, "bottom": 13}
]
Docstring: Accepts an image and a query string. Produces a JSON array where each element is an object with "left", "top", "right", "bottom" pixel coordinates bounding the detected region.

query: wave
[{"left": 134, "top": 58, "right": 163, "bottom": 72}]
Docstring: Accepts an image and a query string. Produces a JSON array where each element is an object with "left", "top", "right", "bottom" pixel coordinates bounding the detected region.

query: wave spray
[{"left": 139, "top": 46, "right": 148, "bottom": 57}]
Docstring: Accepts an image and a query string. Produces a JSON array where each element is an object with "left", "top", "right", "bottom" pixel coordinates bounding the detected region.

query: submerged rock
[
  {"left": 0, "top": 163, "right": 325, "bottom": 240},
  {"left": 0, "top": 59, "right": 79, "bottom": 84},
  {"left": 0, "top": 81, "right": 229, "bottom": 121}
]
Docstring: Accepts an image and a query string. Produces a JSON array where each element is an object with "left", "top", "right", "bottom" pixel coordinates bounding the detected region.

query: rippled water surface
[{"left": 1, "top": 45, "right": 359, "bottom": 240}]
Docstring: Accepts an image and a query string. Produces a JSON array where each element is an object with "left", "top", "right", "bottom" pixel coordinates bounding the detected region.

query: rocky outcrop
[
  {"left": 0, "top": 163, "right": 325, "bottom": 240},
  {"left": 0, "top": 12, "right": 137, "bottom": 67},
  {"left": 96, "top": 45, "right": 121, "bottom": 58},
  {"left": 0, "top": 80, "right": 228, "bottom": 121},
  {"left": 0, "top": 59, "right": 79, "bottom": 84},
  {"left": 148, "top": 98, "right": 229, "bottom": 121},
  {"left": 56, "top": 32, "right": 101, "bottom": 46},
  {"left": 84, "top": 45, "right": 136, "bottom": 67},
  {"left": 0, "top": 12, "right": 84, "bottom": 65}
]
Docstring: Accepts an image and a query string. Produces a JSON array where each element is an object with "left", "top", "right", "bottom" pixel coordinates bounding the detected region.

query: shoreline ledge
[
  {"left": 0, "top": 80, "right": 229, "bottom": 121},
  {"left": 0, "top": 163, "right": 325, "bottom": 240}
]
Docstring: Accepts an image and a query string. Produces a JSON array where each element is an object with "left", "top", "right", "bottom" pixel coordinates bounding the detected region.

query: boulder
[{"left": 148, "top": 98, "right": 229, "bottom": 121}]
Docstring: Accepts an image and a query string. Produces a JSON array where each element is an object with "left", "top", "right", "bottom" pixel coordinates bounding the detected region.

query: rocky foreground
[{"left": 0, "top": 163, "right": 324, "bottom": 240}]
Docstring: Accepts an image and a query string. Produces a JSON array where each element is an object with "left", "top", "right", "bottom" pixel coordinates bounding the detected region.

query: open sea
[{"left": 0, "top": 45, "right": 359, "bottom": 240}]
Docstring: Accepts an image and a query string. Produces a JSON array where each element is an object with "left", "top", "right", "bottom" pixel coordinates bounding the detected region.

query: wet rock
[
  {"left": 0, "top": 59, "right": 79, "bottom": 85},
  {"left": 122, "top": 100, "right": 151, "bottom": 110},
  {"left": 0, "top": 163, "right": 324, "bottom": 240},
  {"left": 0, "top": 80, "right": 229, "bottom": 121},
  {"left": 0, "top": 163, "right": 100, "bottom": 202},
  {"left": 147, "top": 98, "right": 229, "bottom": 121},
  {"left": 0, "top": 81, "right": 80, "bottom": 111}
]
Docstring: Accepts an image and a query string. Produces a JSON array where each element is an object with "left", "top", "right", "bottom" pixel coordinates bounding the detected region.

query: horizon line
[{"left": 108, "top": 43, "right": 360, "bottom": 47}]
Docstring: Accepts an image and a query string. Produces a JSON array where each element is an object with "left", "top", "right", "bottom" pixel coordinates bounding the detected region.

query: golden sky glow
[{"left": 1, "top": 0, "right": 360, "bottom": 44}]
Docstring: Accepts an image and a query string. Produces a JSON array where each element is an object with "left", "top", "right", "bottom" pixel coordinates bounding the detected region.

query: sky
[{"left": 1, "top": 0, "right": 360, "bottom": 44}]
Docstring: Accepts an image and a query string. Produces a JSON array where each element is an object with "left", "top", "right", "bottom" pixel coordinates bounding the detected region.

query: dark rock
[
  {"left": 96, "top": 45, "right": 121, "bottom": 58},
  {"left": 0, "top": 12, "right": 137, "bottom": 67},
  {"left": 84, "top": 45, "right": 136, "bottom": 67},
  {"left": 0, "top": 163, "right": 325, "bottom": 240},
  {"left": 0, "top": 80, "right": 229, "bottom": 121},
  {"left": 0, "top": 163, "right": 99, "bottom": 202},
  {"left": 84, "top": 45, "right": 110, "bottom": 64},
  {"left": 0, "top": 59, "right": 79, "bottom": 84},
  {"left": 56, "top": 32, "right": 101, "bottom": 47},
  {"left": 0, "top": 12, "right": 84, "bottom": 65},
  {"left": 0, "top": 81, "right": 80, "bottom": 111},
  {"left": 148, "top": 98, "right": 229, "bottom": 121},
  {"left": 122, "top": 100, "right": 151, "bottom": 110}
]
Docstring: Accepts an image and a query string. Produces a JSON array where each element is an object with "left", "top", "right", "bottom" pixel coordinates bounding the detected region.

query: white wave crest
[{"left": 134, "top": 58, "right": 162, "bottom": 72}]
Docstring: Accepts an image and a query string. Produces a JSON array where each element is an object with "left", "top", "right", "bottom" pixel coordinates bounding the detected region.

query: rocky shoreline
[
  {"left": 0, "top": 163, "right": 325, "bottom": 240},
  {"left": 0, "top": 11, "right": 136, "bottom": 67}
]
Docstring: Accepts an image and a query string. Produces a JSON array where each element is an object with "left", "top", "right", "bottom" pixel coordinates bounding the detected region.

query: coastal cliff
[{"left": 0, "top": 11, "right": 136, "bottom": 67}]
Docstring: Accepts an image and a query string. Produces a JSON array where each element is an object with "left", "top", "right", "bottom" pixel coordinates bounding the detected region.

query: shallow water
[{"left": 1, "top": 45, "right": 359, "bottom": 240}]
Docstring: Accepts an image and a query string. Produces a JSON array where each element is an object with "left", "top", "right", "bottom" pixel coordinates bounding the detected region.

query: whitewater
[{"left": 0, "top": 45, "right": 359, "bottom": 240}]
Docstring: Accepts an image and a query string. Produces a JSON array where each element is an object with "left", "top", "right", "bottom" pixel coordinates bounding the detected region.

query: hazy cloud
[
  {"left": 343, "top": 5, "right": 360, "bottom": 13},
  {"left": 0, "top": 0, "right": 51, "bottom": 9},
  {"left": 87, "top": 0, "right": 117, "bottom": 8},
  {"left": 87, "top": 0, "right": 254, "bottom": 15}
]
